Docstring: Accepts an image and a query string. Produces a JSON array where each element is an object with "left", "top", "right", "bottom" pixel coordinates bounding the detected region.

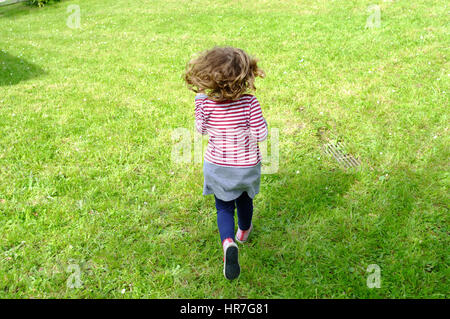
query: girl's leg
[
  {"left": 214, "top": 195, "right": 236, "bottom": 243},
  {"left": 235, "top": 191, "right": 253, "bottom": 231}
]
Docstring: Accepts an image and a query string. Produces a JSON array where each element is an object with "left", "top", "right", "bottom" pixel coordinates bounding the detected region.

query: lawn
[{"left": 0, "top": 0, "right": 448, "bottom": 298}]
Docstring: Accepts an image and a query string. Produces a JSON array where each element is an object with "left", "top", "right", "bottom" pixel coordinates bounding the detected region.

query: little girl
[{"left": 184, "top": 47, "right": 268, "bottom": 280}]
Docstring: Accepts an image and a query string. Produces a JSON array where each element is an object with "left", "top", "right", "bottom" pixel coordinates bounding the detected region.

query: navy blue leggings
[{"left": 214, "top": 191, "right": 253, "bottom": 243}]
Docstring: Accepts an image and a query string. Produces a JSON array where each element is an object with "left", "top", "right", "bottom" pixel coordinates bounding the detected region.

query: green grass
[{"left": 0, "top": 0, "right": 448, "bottom": 298}]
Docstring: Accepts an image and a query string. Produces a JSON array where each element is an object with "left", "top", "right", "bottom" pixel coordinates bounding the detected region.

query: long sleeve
[
  {"left": 249, "top": 96, "right": 268, "bottom": 142},
  {"left": 195, "top": 94, "right": 208, "bottom": 135}
]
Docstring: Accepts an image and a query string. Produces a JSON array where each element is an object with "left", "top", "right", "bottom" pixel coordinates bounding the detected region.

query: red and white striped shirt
[{"left": 195, "top": 94, "right": 268, "bottom": 167}]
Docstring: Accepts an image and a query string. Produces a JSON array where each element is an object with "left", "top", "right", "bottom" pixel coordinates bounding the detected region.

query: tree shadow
[
  {"left": 0, "top": 1, "right": 66, "bottom": 19},
  {"left": 0, "top": 51, "right": 45, "bottom": 86},
  {"left": 0, "top": 2, "right": 33, "bottom": 19}
]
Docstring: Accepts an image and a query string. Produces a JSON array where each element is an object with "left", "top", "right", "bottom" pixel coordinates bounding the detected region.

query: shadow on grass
[
  {"left": 0, "top": 2, "right": 33, "bottom": 19},
  {"left": 0, "top": 0, "right": 65, "bottom": 19},
  {"left": 0, "top": 0, "right": 65, "bottom": 18},
  {"left": 261, "top": 166, "right": 357, "bottom": 217},
  {"left": 0, "top": 51, "right": 45, "bottom": 86}
]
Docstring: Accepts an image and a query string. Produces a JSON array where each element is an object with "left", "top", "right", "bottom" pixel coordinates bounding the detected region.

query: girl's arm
[
  {"left": 195, "top": 93, "right": 208, "bottom": 135},
  {"left": 249, "top": 96, "right": 268, "bottom": 142}
]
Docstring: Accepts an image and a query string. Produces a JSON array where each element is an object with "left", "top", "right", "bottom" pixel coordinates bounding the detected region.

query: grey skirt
[{"left": 203, "top": 160, "right": 261, "bottom": 202}]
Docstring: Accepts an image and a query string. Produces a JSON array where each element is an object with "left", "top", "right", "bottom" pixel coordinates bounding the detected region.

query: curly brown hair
[{"left": 183, "top": 46, "right": 265, "bottom": 101}]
